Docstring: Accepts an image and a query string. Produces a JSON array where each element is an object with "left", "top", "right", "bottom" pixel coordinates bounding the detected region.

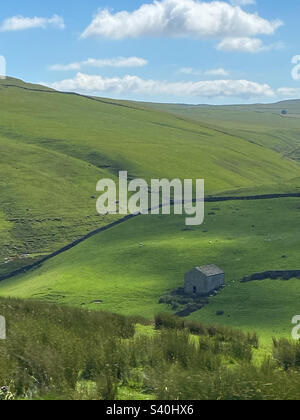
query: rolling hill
[
  {"left": 0, "top": 78, "right": 300, "bottom": 275},
  {"left": 0, "top": 76, "right": 300, "bottom": 341},
  {"left": 0, "top": 196, "right": 299, "bottom": 340},
  {"left": 148, "top": 100, "right": 300, "bottom": 162}
]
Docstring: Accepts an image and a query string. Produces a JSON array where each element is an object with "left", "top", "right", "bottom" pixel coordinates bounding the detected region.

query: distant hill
[
  {"left": 0, "top": 76, "right": 55, "bottom": 91},
  {"left": 147, "top": 100, "right": 300, "bottom": 162},
  {"left": 0, "top": 77, "right": 299, "bottom": 278}
]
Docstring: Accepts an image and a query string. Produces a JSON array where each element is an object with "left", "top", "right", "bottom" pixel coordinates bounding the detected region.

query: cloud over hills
[
  {"left": 81, "top": 0, "right": 282, "bottom": 48},
  {"left": 46, "top": 72, "right": 275, "bottom": 100},
  {"left": 49, "top": 57, "right": 148, "bottom": 72}
]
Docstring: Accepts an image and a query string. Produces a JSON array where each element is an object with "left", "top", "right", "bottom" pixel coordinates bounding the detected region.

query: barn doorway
[{"left": 193, "top": 286, "right": 197, "bottom": 295}]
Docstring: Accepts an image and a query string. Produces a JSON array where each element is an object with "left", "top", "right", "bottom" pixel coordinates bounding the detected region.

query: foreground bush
[
  {"left": 0, "top": 298, "right": 135, "bottom": 399},
  {"left": 273, "top": 338, "right": 300, "bottom": 370},
  {"left": 1, "top": 300, "right": 300, "bottom": 400}
]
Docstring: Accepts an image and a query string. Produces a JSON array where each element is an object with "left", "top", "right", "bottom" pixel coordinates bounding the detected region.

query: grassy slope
[
  {"left": 1, "top": 197, "right": 299, "bottom": 341},
  {"left": 1, "top": 77, "right": 300, "bottom": 342},
  {"left": 1, "top": 77, "right": 300, "bottom": 277},
  {"left": 148, "top": 101, "right": 300, "bottom": 162}
]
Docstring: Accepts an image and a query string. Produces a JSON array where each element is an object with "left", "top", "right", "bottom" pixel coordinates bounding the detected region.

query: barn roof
[{"left": 195, "top": 265, "right": 224, "bottom": 276}]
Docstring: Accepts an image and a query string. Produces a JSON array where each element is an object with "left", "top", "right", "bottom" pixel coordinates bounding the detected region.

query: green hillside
[
  {"left": 148, "top": 101, "right": 300, "bottom": 162},
  {"left": 1, "top": 77, "right": 300, "bottom": 278},
  {"left": 1, "top": 196, "right": 299, "bottom": 340},
  {"left": 1, "top": 77, "right": 300, "bottom": 344}
]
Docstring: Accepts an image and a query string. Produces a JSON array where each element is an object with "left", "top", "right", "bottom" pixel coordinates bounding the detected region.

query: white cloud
[
  {"left": 45, "top": 72, "right": 275, "bottom": 99},
  {"left": 217, "top": 37, "right": 264, "bottom": 52},
  {"left": 0, "top": 14, "right": 65, "bottom": 31},
  {"left": 49, "top": 57, "right": 148, "bottom": 72},
  {"left": 179, "top": 67, "right": 230, "bottom": 76},
  {"left": 179, "top": 67, "right": 199, "bottom": 75},
  {"left": 277, "top": 87, "right": 300, "bottom": 98},
  {"left": 230, "top": 0, "right": 256, "bottom": 6},
  {"left": 206, "top": 68, "right": 230, "bottom": 76},
  {"left": 81, "top": 0, "right": 282, "bottom": 41},
  {"left": 217, "top": 37, "right": 284, "bottom": 53}
]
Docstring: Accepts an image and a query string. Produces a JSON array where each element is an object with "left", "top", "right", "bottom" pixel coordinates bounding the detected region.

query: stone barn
[{"left": 184, "top": 265, "right": 225, "bottom": 296}]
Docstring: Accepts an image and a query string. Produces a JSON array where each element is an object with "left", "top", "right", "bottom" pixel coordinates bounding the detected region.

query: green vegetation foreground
[{"left": 1, "top": 298, "right": 300, "bottom": 400}]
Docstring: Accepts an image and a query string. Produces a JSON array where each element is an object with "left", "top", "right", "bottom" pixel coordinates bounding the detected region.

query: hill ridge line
[
  {"left": 3, "top": 82, "right": 299, "bottom": 159},
  {"left": 0, "top": 192, "right": 299, "bottom": 283},
  {"left": 4, "top": 82, "right": 254, "bottom": 144},
  {"left": 0, "top": 83, "right": 146, "bottom": 111}
]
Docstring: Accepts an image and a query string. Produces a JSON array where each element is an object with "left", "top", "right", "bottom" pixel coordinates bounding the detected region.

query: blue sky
[{"left": 1, "top": 0, "right": 300, "bottom": 104}]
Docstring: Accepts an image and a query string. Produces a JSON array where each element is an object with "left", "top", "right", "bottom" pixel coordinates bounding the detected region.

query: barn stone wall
[{"left": 184, "top": 270, "right": 225, "bottom": 296}]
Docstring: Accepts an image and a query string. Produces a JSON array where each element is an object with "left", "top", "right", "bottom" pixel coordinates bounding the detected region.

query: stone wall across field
[
  {"left": 1, "top": 192, "right": 299, "bottom": 284},
  {"left": 0, "top": 214, "right": 137, "bottom": 283},
  {"left": 241, "top": 270, "right": 300, "bottom": 283}
]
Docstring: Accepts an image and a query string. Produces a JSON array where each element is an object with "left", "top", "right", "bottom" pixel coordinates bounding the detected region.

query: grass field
[
  {"left": 0, "top": 197, "right": 299, "bottom": 341},
  {"left": 1, "top": 76, "right": 300, "bottom": 352},
  {"left": 149, "top": 100, "right": 300, "bottom": 162},
  {"left": 1, "top": 77, "right": 300, "bottom": 278}
]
